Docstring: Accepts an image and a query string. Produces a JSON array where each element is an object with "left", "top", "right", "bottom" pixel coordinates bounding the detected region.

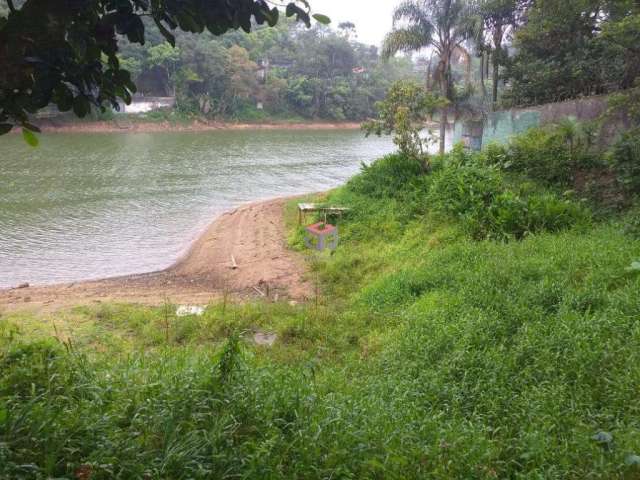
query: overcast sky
[{"left": 312, "top": 0, "right": 398, "bottom": 47}]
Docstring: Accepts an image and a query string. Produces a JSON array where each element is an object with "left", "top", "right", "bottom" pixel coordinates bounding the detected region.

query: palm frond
[
  {"left": 382, "top": 25, "right": 433, "bottom": 59},
  {"left": 452, "top": 7, "right": 482, "bottom": 44},
  {"left": 392, "top": 0, "right": 430, "bottom": 28}
]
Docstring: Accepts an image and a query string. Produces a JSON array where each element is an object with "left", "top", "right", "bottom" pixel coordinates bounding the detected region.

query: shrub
[
  {"left": 427, "top": 162, "right": 586, "bottom": 239},
  {"left": 347, "top": 153, "right": 427, "bottom": 200},
  {"left": 232, "top": 104, "right": 269, "bottom": 122},
  {"left": 622, "top": 204, "right": 640, "bottom": 238},
  {"left": 485, "top": 122, "right": 603, "bottom": 188},
  {"left": 502, "top": 126, "right": 574, "bottom": 186},
  {"left": 481, "top": 141, "right": 510, "bottom": 167},
  {"left": 426, "top": 162, "right": 504, "bottom": 219},
  {"left": 608, "top": 127, "right": 640, "bottom": 194},
  {"left": 0, "top": 340, "right": 64, "bottom": 398},
  {"left": 486, "top": 191, "right": 587, "bottom": 240}
]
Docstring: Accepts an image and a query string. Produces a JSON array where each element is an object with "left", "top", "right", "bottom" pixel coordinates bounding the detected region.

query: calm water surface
[{"left": 0, "top": 130, "right": 394, "bottom": 287}]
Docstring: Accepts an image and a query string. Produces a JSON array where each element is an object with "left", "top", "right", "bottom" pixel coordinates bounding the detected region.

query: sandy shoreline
[
  {"left": 0, "top": 196, "right": 314, "bottom": 312},
  {"left": 21, "top": 119, "right": 362, "bottom": 134}
]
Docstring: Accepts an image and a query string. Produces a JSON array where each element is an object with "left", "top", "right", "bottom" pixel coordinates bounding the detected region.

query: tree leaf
[
  {"left": 73, "top": 96, "right": 91, "bottom": 118},
  {"left": 22, "top": 128, "right": 39, "bottom": 147},
  {"left": 312, "top": 14, "right": 331, "bottom": 25},
  {"left": 154, "top": 18, "right": 175, "bottom": 47},
  {"left": 265, "top": 7, "right": 279, "bottom": 27}
]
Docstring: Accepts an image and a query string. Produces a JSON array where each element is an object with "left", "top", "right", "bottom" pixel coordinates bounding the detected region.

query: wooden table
[{"left": 298, "top": 203, "right": 350, "bottom": 224}]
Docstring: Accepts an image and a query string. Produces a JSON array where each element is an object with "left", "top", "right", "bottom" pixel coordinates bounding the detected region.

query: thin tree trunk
[
  {"left": 491, "top": 51, "right": 499, "bottom": 108},
  {"left": 486, "top": 50, "right": 490, "bottom": 79},
  {"left": 480, "top": 52, "right": 487, "bottom": 99},
  {"left": 491, "top": 27, "right": 504, "bottom": 109},
  {"left": 439, "top": 106, "right": 447, "bottom": 155},
  {"left": 439, "top": 66, "right": 449, "bottom": 155},
  {"left": 465, "top": 53, "right": 471, "bottom": 89}
]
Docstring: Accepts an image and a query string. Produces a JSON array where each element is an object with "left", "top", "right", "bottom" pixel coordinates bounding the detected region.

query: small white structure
[
  {"left": 176, "top": 305, "right": 205, "bottom": 317},
  {"left": 121, "top": 96, "right": 175, "bottom": 114}
]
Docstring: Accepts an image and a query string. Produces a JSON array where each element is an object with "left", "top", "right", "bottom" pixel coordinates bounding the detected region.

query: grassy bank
[{"left": 2, "top": 125, "right": 640, "bottom": 478}]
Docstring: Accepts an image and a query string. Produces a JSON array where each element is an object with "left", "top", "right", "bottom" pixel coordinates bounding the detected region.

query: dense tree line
[
  {"left": 383, "top": 0, "right": 640, "bottom": 115},
  {"left": 502, "top": 0, "right": 640, "bottom": 106},
  {"left": 117, "top": 19, "right": 417, "bottom": 121},
  {"left": 0, "top": 0, "right": 328, "bottom": 135},
  {"left": 1, "top": 0, "right": 638, "bottom": 133}
]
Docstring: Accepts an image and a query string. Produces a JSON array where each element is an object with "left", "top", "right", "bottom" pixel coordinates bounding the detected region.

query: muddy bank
[
  {"left": 28, "top": 119, "right": 362, "bottom": 134},
  {"left": 0, "top": 197, "right": 313, "bottom": 312}
]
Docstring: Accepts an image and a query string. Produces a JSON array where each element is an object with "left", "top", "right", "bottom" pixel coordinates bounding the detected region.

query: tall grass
[{"left": 2, "top": 132, "right": 640, "bottom": 478}]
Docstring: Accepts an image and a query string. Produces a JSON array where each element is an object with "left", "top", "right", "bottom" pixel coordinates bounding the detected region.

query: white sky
[{"left": 311, "top": 0, "right": 399, "bottom": 47}]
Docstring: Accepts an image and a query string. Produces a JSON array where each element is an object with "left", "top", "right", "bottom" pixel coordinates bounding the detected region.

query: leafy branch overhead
[{"left": 0, "top": 0, "right": 328, "bottom": 135}]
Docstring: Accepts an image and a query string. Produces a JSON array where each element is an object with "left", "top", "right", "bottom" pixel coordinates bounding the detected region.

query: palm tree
[
  {"left": 477, "top": 0, "right": 518, "bottom": 109},
  {"left": 382, "top": 0, "right": 475, "bottom": 154}
]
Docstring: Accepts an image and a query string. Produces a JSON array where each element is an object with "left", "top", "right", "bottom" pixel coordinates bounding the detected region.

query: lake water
[{"left": 0, "top": 129, "right": 394, "bottom": 288}]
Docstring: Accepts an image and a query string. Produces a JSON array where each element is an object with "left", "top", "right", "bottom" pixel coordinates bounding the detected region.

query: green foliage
[
  {"left": 2, "top": 138, "right": 640, "bottom": 477},
  {"left": 621, "top": 204, "right": 640, "bottom": 238},
  {"left": 427, "top": 161, "right": 501, "bottom": 215},
  {"left": 363, "top": 80, "right": 445, "bottom": 168},
  {"left": 477, "top": 0, "right": 518, "bottom": 104},
  {"left": 607, "top": 82, "right": 640, "bottom": 125},
  {"left": 346, "top": 132, "right": 588, "bottom": 241},
  {"left": 0, "top": 0, "right": 319, "bottom": 133},
  {"left": 502, "top": 126, "right": 575, "bottom": 185},
  {"left": 608, "top": 127, "right": 640, "bottom": 194},
  {"left": 481, "top": 122, "right": 603, "bottom": 188},
  {"left": 382, "top": 0, "right": 477, "bottom": 153},
  {"left": 503, "top": 0, "right": 639, "bottom": 106},
  {"left": 118, "top": 21, "right": 418, "bottom": 121},
  {"left": 347, "top": 153, "right": 429, "bottom": 200},
  {"left": 426, "top": 158, "right": 586, "bottom": 239},
  {"left": 2, "top": 117, "right": 640, "bottom": 479}
]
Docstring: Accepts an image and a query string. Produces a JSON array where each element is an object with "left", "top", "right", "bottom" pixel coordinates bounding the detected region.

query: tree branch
[{"left": 7, "top": 0, "right": 16, "bottom": 13}]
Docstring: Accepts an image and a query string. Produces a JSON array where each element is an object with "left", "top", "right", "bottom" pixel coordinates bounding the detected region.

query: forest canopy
[
  {"left": 502, "top": 0, "right": 640, "bottom": 106},
  {"left": 0, "top": 0, "right": 328, "bottom": 134},
  {"left": 1, "top": 0, "right": 639, "bottom": 136},
  {"left": 117, "top": 19, "right": 417, "bottom": 122}
]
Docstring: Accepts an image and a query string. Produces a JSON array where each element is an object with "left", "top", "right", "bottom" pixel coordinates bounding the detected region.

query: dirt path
[{"left": 0, "top": 198, "right": 312, "bottom": 312}]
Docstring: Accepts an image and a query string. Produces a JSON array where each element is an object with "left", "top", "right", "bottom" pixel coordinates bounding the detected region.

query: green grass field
[{"left": 2, "top": 133, "right": 640, "bottom": 478}]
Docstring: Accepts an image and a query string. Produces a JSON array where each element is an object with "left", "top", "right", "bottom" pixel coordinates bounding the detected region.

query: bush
[
  {"left": 608, "top": 127, "right": 640, "bottom": 194},
  {"left": 427, "top": 162, "right": 504, "bottom": 217},
  {"left": 347, "top": 153, "right": 427, "bottom": 200},
  {"left": 232, "top": 104, "right": 270, "bottom": 122},
  {"left": 622, "top": 204, "right": 640, "bottom": 238},
  {"left": 427, "top": 162, "right": 586, "bottom": 239},
  {"left": 501, "top": 126, "right": 574, "bottom": 186},
  {"left": 484, "top": 122, "right": 603, "bottom": 189},
  {"left": 486, "top": 191, "right": 587, "bottom": 239}
]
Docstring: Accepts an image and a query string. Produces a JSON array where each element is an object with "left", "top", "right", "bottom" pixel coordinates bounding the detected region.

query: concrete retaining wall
[{"left": 453, "top": 95, "right": 618, "bottom": 150}]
